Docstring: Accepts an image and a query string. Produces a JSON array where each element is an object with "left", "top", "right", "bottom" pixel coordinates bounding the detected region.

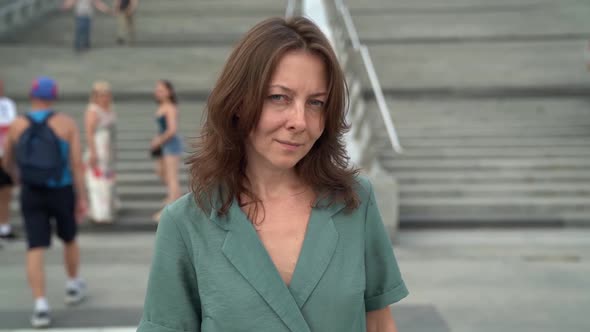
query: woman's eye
[
  {"left": 269, "top": 94, "right": 287, "bottom": 102},
  {"left": 309, "top": 99, "right": 325, "bottom": 108}
]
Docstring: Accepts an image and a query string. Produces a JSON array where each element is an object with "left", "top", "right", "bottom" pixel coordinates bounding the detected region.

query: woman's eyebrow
[{"left": 269, "top": 84, "right": 327, "bottom": 97}]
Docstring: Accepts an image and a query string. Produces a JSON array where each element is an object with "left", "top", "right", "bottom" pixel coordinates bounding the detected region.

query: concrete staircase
[
  {"left": 0, "top": 0, "right": 285, "bottom": 229},
  {"left": 348, "top": 0, "right": 590, "bottom": 226},
  {"left": 2, "top": 0, "right": 590, "bottom": 228},
  {"left": 379, "top": 98, "right": 590, "bottom": 226}
]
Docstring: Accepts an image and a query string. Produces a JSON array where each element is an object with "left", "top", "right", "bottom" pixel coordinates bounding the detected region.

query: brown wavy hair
[{"left": 187, "top": 16, "right": 360, "bottom": 220}]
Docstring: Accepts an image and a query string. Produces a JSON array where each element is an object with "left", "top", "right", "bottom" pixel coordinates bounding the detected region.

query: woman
[
  {"left": 0, "top": 79, "right": 17, "bottom": 239},
  {"left": 138, "top": 17, "right": 408, "bottom": 332},
  {"left": 151, "top": 80, "right": 183, "bottom": 221},
  {"left": 84, "top": 81, "right": 117, "bottom": 223}
]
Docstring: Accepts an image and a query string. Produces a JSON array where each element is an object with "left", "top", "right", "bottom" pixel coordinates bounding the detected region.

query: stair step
[
  {"left": 400, "top": 196, "right": 590, "bottom": 208},
  {"left": 393, "top": 170, "right": 590, "bottom": 181},
  {"left": 401, "top": 183, "right": 590, "bottom": 195},
  {"left": 384, "top": 158, "right": 590, "bottom": 170},
  {"left": 379, "top": 137, "right": 590, "bottom": 148},
  {"left": 382, "top": 147, "right": 590, "bottom": 158}
]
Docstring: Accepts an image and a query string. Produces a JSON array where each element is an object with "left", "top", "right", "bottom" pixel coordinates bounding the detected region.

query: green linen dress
[{"left": 137, "top": 176, "right": 408, "bottom": 332}]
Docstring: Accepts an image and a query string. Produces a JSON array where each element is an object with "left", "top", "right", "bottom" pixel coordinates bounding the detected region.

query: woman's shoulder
[
  {"left": 163, "top": 193, "right": 206, "bottom": 222},
  {"left": 160, "top": 102, "right": 177, "bottom": 113},
  {"left": 86, "top": 103, "right": 101, "bottom": 112},
  {"left": 352, "top": 173, "right": 374, "bottom": 202}
]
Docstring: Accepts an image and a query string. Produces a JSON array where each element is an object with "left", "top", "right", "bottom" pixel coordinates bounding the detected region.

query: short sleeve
[
  {"left": 364, "top": 182, "right": 409, "bottom": 312},
  {"left": 137, "top": 206, "right": 202, "bottom": 332}
]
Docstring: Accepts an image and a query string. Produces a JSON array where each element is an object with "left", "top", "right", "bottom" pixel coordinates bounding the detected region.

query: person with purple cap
[{"left": 2, "top": 77, "right": 88, "bottom": 328}]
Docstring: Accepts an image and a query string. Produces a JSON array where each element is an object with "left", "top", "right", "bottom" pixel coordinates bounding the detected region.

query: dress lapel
[
  {"left": 220, "top": 199, "right": 312, "bottom": 332},
  {"left": 288, "top": 200, "right": 343, "bottom": 308}
]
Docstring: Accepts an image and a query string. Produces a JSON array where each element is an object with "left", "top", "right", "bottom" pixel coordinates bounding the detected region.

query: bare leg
[
  {"left": 116, "top": 14, "right": 126, "bottom": 43},
  {"left": 27, "top": 248, "right": 46, "bottom": 299},
  {"left": 0, "top": 186, "right": 12, "bottom": 234},
  {"left": 154, "top": 158, "right": 165, "bottom": 184},
  {"left": 163, "top": 155, "right": 181, "bottom": 203},
  {"left": 0, "top": 187, "right": 11, "bottom": 223},
  {"left": 63, "top": 240, "right": 80, "bottom": 279},
  {"left": 127, "top": 14, "right": 135, "bottom": 44},
  {"left": 153, "top": 158, "right": 166, "bottom": 222}
]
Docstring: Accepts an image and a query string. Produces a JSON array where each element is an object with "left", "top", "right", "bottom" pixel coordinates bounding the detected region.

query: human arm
[
  {"left": 84, "top": 107, "right": 98, "bottom": 168},
  {"left": 92, "top": 0, "right": 111, "bottom": 14},
  {"left": 366, "top": 307, "right": 398, "bottom": 332},
  {"left": 62, "top": 0, "right": 76, "bottom": 10},
  {"left": 151, "top": 105, "right": 178, "bottom": 149},
  {"left": 363, "top": 179, "right": 408, "bottom": 331},
  {"left": 137, "top": 207, "right": 202, "bottom": 332},
  {"left": 112, "top": 0, "right": 120, "bottom": 13}
]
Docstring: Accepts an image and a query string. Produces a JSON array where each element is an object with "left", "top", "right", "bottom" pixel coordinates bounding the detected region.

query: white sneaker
[
  {"left": 65, "top": 280, "right": 86, "bottom": 305},
  {"left": 31, "top": 310, "right": 51, "bottom": 328}
]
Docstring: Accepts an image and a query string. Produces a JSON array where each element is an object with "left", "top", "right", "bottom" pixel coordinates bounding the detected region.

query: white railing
[
  {"left": 292, "top": 0, "right": 402, "bottom": 173},
  {"left": 285, "top": 0, "right": 297, "bottom": 18},
  {"left": 334, "top": 0, "right": 403, "bottom": 154},
  {"left": 0, "top": 0, "right": 59, "bottom": 37}
]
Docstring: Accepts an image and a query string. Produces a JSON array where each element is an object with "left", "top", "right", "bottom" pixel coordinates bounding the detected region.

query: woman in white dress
[{"left": 84, "top": 81, "right": 117, "bottom": 223}]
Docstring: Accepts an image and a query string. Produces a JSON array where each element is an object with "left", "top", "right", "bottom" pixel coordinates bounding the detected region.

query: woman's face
[
  {"left": 95, "top": 91, "right": 111, "bottom": 105},
  {"left": 246, "top": 50, "right": 327, "bottom": 172},
  {"left": 154, "top": 81, "right": 169, "bottom": 102}
]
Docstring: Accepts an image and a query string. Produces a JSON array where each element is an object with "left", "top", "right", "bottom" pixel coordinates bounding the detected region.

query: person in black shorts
[{"left": 3, "top": 77, "right": 88, "bottom": 328}]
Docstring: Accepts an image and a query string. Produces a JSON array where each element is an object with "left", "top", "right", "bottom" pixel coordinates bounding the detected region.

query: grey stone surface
[
  {"left": 2, "top": 0, "right": 590, "bottom": 227},
  {"left": 366, "top": 40, "right": 590, "bottom": 90},
  {"left": 394, "top": 229, "right": 590, "bottom": 332},
  {"left": 350, "top": 1, "right": 590, "bottom": 40},
  {"left": 2, "top": 229, "right": 590, "bottom": 331},
  {"left": 373, "top": 96, "right": 590, "bottom": 224},
  {"left": 2, "top": 12, "right": 279, "bottom": 46},
  {"left": 340, "top": 0, "right": 590, "bottom": 227},
  {"left": 0, "top": 46, "right": 230, "bottom": 98},
  {"left": 346, "top": 0, "right": 581, "bottom": 11}
]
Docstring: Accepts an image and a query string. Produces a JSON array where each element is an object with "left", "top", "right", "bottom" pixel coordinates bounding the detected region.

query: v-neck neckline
[{"left": 218, "top": 196, "right": 343, "bottom": 331}]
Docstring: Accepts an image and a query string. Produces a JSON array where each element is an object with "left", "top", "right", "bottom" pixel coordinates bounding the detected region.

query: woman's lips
[{"left": 276, "top": 139, "right": 302, "bottom": 150}]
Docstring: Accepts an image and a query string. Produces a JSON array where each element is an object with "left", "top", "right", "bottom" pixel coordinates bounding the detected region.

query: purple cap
[{"left": 30, "top": 76, "right": 58, "bottom": 101}]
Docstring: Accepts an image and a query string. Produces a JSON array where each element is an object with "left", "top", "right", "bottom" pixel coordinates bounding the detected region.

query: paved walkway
[{"left": 1, "top": 229, "right": 589, "bottom": 332}]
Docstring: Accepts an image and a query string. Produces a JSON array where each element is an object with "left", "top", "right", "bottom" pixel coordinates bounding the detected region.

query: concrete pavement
[{"left": 1, "top": 229, "right": 589, "bottom": 332}]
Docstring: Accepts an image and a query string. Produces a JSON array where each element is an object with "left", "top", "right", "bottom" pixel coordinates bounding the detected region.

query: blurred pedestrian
[
  {"left": 138, "top": 17, "right": 407, "bottom": 332},
  {"left": 3, "top": 77, "right": 88, "bottom": 328},
  {"left": 150, "top": 80, "right": 182, "bottom": 222},
  {"left": 114, "top": 0, "right": 138, "bottom": 45},
  {"left": 84, "top": 81, "right": 117, "bottom": 223},
  {"left": 0, "top": 79, "right": 17, "bottom": 240},
  {"left": 62, "top": 0, "right": 112, "bottom": 52}
]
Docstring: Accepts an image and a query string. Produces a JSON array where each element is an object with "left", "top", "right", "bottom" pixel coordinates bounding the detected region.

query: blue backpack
[{"left": 15, "top": 112, "right": 65, "bottom": 187}]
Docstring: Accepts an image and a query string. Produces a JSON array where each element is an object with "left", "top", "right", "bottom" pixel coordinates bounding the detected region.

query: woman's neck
[
  {"left": 95, "top": 101, "right": 110, "bottom": 111},
  {"left": 245, "top": 166, "right": 307, "bottom": 201}
]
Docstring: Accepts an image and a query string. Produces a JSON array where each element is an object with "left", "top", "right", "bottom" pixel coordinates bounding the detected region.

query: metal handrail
[
  {"left": 0, "top": 0, "right": 59, "bottom": 36},
  {"left": 285, "top": 0, "right": 296, "bottom": 18},
  {"left": 335, "top": 0, "right": 403, "bottom": 153},
  {"left": 0, "top": 0, "right": 55, "bottom": 16}
]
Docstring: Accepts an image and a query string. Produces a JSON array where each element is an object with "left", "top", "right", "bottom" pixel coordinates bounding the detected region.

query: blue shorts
[
  {"left": 161, "top": 135, "right": 183, "bottom": 156},
  {"left": 20, "top": 185, "right": 77, "bottom": 249}
]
